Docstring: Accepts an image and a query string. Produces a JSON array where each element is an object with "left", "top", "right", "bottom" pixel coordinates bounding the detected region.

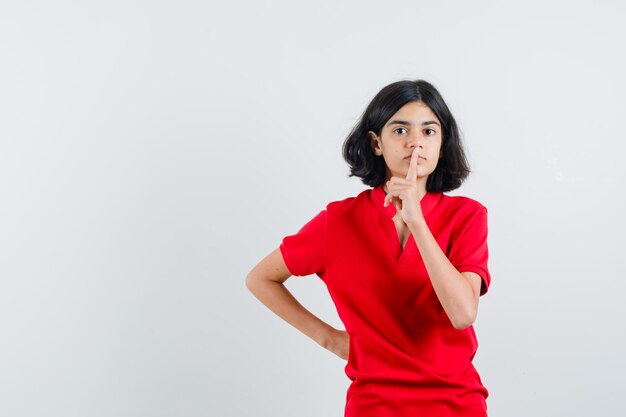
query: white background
[{"left": 1, "top": 1, "right": 625, "bottom": 416}]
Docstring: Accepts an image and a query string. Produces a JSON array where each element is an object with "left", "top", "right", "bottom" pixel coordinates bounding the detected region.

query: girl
[{"left": 246, "top": 80, "right": 491, "bottom": 416}]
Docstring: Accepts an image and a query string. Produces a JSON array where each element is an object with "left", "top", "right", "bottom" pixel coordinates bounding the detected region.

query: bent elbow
[
  {"left": 245, "top": 271, "right": 280, "bottom": 293},
  {"left": 452, "top": 321, "right": 472, "bottom": 331},
  {"left": 451, "top": 310, "right": 477, "bottom": 331},
  {"left": 245, "top": 272, "right": 259, "bottom": 291}
]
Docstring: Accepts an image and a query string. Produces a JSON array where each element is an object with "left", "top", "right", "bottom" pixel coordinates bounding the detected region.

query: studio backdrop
[{"left": 1, "top": 1, "right": 624, "bottom": 416}]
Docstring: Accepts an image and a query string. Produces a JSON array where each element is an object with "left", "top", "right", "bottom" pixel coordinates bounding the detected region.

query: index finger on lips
[{"left": 406, "top": 147, "right": 419, "bottom": 181}]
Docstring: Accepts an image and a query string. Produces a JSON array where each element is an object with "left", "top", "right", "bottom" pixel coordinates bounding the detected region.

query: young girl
[{"left": 246, "top": 80, "right": 491, "bottom": 416}]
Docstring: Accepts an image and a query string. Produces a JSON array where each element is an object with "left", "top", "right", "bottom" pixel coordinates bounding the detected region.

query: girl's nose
[{"left": 407, "top": 133, "right": 424, "bottom": 148}]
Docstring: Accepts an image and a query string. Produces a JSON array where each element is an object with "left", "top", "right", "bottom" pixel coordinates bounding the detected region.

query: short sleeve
[
  {"left": 279, "top": 209, "right": 327, "bottom": 277},
  {"left": 448, "top": 206, "right": 491, "bottom": 295}
]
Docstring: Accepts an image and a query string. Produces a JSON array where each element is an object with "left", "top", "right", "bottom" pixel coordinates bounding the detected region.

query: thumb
[{"left": 392, "top": 196, "right": 402, "bottom": 212}]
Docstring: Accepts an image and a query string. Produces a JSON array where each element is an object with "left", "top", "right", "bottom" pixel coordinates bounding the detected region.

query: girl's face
[{"left": 369, "top": 100, "right": 443, "bottom": 187}]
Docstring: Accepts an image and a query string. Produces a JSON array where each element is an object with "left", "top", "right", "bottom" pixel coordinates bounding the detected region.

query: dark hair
[{"left": 342, "top": 80, "right": 470, "bottom": 192}]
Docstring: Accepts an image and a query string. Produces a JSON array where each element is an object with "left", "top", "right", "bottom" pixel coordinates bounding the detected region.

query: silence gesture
[{"left": 383, "top": 146, "right": 426, "bottom": 227}]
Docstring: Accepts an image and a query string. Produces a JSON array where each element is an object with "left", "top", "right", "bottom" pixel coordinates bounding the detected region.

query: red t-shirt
[{"left": 279, "top": 185, "right": 491, "bottom": 417}]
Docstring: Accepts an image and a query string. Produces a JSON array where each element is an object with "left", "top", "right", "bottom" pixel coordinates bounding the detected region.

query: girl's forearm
[
  {"left": 247, "top": 278, "right": 336, "bottom": 349},
  {"left": 408, "top": 219, "right": 477, "bottom": 330}
]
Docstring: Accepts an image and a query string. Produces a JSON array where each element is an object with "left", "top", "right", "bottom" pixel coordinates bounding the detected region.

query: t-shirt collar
[{"left": 370, "top": 184, "right": 442, "bottom": 219}]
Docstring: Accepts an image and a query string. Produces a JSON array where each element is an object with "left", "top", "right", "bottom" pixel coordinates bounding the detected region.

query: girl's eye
[
  {"left": 394, "top": 128, "right": 407, "bottom": 135},
  {"left": 425, "top": 128, "right": 436, "bottom": 135}
]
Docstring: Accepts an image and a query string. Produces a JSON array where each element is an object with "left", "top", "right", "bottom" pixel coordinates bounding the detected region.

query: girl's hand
[
  {"left": 325, "top": 328, "right": 350, "bottom": 361},
  {"left": 383, "top": 147, "right": 425, "bottom": 226}
]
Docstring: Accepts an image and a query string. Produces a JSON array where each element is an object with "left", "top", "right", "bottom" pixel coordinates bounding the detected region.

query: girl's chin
[
  {"left": 390, "top": 166, "right": 434, "bottom": 179},
  {"left": 399, "top": 169, "right": 432, "bottom": 178}
]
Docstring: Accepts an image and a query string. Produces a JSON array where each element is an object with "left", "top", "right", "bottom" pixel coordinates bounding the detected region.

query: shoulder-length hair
[{"left": 342, "top": 79, "right": 470, "bottom": 192}]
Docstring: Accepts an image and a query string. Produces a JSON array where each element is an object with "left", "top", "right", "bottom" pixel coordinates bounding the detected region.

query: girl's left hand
[
  {"left": 325, "top": 328, "right": 350, "bottom": 361},
  {"left": 383, "top": 147, "right": 425, "bottom": 226}
]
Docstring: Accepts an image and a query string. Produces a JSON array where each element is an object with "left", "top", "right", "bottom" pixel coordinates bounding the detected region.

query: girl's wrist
[
  {"left": 317, "top": 324, "right": 337, "bottom": 350},
  {"left": 407, "top": 218, "right": 427, "bottom": 232}
]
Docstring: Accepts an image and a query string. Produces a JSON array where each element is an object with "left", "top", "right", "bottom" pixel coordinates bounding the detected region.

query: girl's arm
[
  {"left": 245, "top": 248, "right": 349, "bottom": 359},
  {"left": 386, "top": 150, "right": 484, "bottom": 331},
  {"left": 408, "top": 220, "right": 483, "bottom": 330}
]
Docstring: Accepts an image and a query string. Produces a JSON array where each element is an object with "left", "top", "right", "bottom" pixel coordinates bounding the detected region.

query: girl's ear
[{"left": 369, "top": 131, "right": 383, "bottom": 156}]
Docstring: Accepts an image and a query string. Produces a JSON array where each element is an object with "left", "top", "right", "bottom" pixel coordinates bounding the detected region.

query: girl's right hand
[{"left": 326, "top": 328, "right": 350, "bottom": 360}]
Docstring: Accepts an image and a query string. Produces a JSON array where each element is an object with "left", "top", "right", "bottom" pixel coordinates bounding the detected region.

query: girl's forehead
[{"left": 386, "top": 101, "right": 440, "bottom": 125}]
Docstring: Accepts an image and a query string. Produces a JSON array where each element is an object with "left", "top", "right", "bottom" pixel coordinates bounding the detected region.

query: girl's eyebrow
[{"left": 387, "top": 119, "right": 441, "bottom": 127}]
